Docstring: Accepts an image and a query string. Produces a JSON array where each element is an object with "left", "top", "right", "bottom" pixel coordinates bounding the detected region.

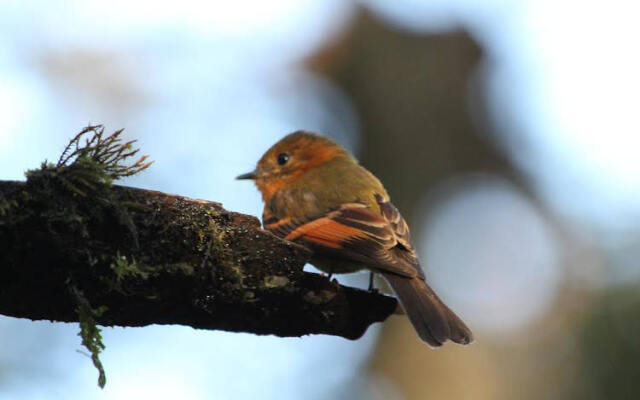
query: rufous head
[{"left": 236, "top": 131, "right": 352, "bottom": 202}]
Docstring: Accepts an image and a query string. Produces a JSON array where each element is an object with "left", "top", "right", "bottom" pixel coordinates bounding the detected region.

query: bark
[{"left": 0, "top": 178, "right": 396, "bottom": 340}]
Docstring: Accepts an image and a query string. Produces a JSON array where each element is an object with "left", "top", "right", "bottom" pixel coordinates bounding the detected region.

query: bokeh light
[{"left": 418, "top": 175, "right": 560, "bottom": 334}]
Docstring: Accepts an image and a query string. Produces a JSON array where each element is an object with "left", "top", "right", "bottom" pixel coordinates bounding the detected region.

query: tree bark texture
[{"left": 0, "top": 177, "right": 397, "bottom": 340}]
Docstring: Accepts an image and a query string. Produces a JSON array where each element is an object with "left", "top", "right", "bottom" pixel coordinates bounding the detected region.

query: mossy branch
[{"left": 0, "top": 126, "right": 398, "bottom": 389}]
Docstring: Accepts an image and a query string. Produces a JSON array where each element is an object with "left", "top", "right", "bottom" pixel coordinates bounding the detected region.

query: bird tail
[{"left": 382, "top": 273, "right": 473, "bottom": 347}]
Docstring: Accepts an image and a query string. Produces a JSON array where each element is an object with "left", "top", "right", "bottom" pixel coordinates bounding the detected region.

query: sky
[{"left": 1, "top": 0, "right": 639, "bottom": 399}]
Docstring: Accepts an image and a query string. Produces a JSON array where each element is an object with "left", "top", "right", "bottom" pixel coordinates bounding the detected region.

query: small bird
[{"left": 237, "top": 131, "right": 473, "bottom": 346}]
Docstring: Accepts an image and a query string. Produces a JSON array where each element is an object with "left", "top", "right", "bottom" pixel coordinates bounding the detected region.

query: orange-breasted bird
[{"left": 237, "top": 131, "right": 473, "bottom": 346}]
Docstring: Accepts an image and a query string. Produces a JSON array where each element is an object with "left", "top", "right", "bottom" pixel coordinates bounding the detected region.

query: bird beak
[{"left": 236, "top": 171, "right": 257, "bottom": 180}]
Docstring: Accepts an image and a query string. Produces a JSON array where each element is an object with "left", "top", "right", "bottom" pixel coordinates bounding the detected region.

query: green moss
[
  {"left": 111, "top": 252, "right": 152, "bottom": 281},
  {"left": 0, "top": 193, "right": 17, "bottom": 218},
  {"left": 72, "top": 286, "right": 108, "bottom": 388},
  {"left": 26, "top": 125, "right": 152, "bottom": 196},
  {"left": 23, "top": 125, "right": 154, "bottom": 389},
  {"left": 195, "top": 220, "right": 253, "bottom": 303},
  {"left": 204, "top": 209, "right": 219, "bottom": 218},
  {"left": 105, "top": 253, "right": 159, "bottom": 294},
  {"left": 203, "top": 222, "right": 238, "bottom": 274}
]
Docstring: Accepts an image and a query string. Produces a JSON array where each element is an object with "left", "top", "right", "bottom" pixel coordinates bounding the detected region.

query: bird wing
[{"left": 263, "top": 198, "right": 421, "bottom": 279}]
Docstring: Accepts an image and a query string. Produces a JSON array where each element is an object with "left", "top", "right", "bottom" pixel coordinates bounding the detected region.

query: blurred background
[{"left": 1, "top": 0, "right": 639, "bottom": 399}]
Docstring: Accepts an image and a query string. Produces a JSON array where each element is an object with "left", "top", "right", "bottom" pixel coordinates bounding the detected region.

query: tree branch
[{"left": 0, "top": 179, "right": 397, "bottom": 337}]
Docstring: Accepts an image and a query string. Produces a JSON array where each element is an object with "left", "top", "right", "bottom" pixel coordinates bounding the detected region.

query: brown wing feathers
[
  {"left": 265, "top": 203, "right": 419, "bottom": 278},
  {"left": 263, "top": 197, "right": 473, "bottom": 346}
]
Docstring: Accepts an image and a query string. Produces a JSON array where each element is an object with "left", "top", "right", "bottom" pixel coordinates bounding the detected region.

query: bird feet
[{"left": 368, "top": 272, "right": 379, "bottom": 293}]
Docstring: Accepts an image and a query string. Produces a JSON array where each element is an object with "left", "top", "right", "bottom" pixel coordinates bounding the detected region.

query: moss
[
  {"left": 204, "top": 209, "right": 219, "bottom": 218},
  {"left": 105, "top": 253, "right": 159, "bottom": 294},
  {"left": 26, "top": 125, "right": 152, "bottom": 195},
  {"left": 203, "top": 221, "right": 244, "bottom": 280},
  {"left": 0, "top": 193, "right": 17, "bottom": 218},
  {"left": 111, "top": 252, "right": 153, "bottom": 281},
  {"left": 72, "top": 286, "right": 108, "bottom": 388},
  {"left": 24, "top": 125, "right": 154, "bottom": 389}
]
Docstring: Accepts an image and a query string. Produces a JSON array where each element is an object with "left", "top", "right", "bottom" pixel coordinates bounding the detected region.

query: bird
[{"left": 237, "top": 131, "right": 473, "bottom": 346}]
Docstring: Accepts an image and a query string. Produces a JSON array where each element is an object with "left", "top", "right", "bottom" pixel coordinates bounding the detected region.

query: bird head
[{"left": 237, "top": 131, "right": 351, "bottom": 202}]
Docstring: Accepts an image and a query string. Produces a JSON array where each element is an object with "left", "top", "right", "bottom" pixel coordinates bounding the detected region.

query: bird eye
[{"left": 277, "top": 153, "right": 290, "bottom": 165}]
